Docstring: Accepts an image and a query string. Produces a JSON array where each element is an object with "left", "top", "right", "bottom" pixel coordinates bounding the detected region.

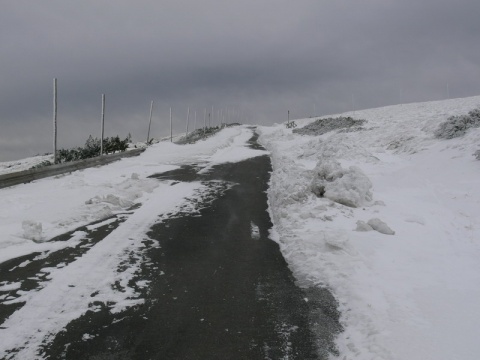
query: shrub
[
  {"left": 56, "top": 134, "right": 131, "bottom": 163},
  {"left": 285, "top": 121, "right": 297, "bottom": 129},
  {"left": 293, "top": 116, "right": 366, "bottom": 136},
  {"left": 30, "top": 160, "right": 53, "bottom": 169},
  {"left": 434, "top": 107, "right": 480, "bottom": 139}
]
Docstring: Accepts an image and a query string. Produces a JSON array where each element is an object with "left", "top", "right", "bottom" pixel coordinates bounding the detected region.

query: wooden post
[
  {"left": 351, "top": 94, "right": 355, "bottom": 116},
  {"left": 146, "top": 100, "right": 154, "bottom": 144},
  {"left": 100, "top": 94, "right": 105, "bottom": 155},
  {"left": 194, "top": 110, "right": 197, "bottom": 131},
  {"left": 186, "top": 106, "right": 190, "bottom": 138},
  {"left": 53, "top": 78, "right": 58, "bottom": 163},
  {"left": 203, "top": 108, "right": 207, "bottom": 135},
  {"left": 287, "top": 110, "right": 290, "bottom": 126},
  {"left": 170, "top": 107, "right": 173, "bottom": 142},
  {"left": 211, "top": 106, "right": 214, "bottom": 127}
]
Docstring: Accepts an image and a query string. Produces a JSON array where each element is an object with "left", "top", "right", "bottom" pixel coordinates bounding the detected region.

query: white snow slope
[
  {"left": 0, "top": 126, "right": 267, "bottom": 359},
  {"left": 258, "top": 96, "right": 480, "bottom": 360}
]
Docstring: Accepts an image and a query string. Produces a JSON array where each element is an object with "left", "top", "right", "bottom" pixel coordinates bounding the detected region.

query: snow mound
[
  {"left": 311, "top": 160, "right": 372, "bottom": 208},
  {"left": 22, "top": 220, "right": 43, "bottom": 241}
]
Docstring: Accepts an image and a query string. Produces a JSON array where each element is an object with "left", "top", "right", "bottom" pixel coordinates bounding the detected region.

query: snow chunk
[
  {"left": 21, "top": 220, "right": 43, "bottom": 241},
  {"left": 355, "top": 220, "right": 373, "bottom": 232},
  {"left": 311, "top": 160, "right": 372, "bottom": 208},
  {"left": 85, "top": 194, "right": 133, "bottom": 208},
  {"left": 251, "top": 222, "right": 260, "bottom": 240},
  {"left": 367, "top": 218, "right": 395, "bottom": 235}
]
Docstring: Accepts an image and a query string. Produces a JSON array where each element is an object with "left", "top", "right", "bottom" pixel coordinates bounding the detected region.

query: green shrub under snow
[
  {"left": 56, "top": 134, "right": 131, "bottom": 164},
  {"left": 293, "top": 116, "right": 366, "bottom": 136},
  {"left": 434, "top": 107, "right": 480, "bottom": 139}
]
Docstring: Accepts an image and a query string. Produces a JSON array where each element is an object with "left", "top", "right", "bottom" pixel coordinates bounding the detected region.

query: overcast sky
[{"left": 1, "top": 0, "right": 480, "bottom": 161}]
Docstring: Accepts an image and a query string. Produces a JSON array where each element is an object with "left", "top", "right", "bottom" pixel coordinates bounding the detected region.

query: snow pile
[
  {"left": 311, "top": 160, "right": 372, "bottom": 208},
  {"left": 259, "top": 96, "right": 480, "bottom": 360},
  {"left": 21, "top": 220, "right": 43, "bottom": 241}
]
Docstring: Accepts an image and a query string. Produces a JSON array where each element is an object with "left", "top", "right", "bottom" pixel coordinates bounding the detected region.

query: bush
[
  {"left": 30, "top": 160, "right": 53, "bottom": 169},
  {"left": 293, "top": 116, "right": 366, "bottom": 136},
  {"left": 285, "top": 121, "right": 297, "bottom": 129},
  {"left": 56, "top": 134, "right": 131, "bottom": 164},
  {"left": 434, "top": 107, "right": 480, "bottom": 139}
]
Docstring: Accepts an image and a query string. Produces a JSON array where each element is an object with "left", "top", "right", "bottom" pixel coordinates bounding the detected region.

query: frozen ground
[{"left": 258, "top": 96, "right": 480, "bottom": 360}]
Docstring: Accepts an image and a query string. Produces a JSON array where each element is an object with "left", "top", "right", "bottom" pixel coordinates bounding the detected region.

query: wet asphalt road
[{"left": 2, "top": 134, "right": 341, "bottom": 359}]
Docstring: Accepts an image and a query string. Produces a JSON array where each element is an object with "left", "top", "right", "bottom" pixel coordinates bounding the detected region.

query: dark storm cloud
[{"left": 1, "top": 0, "right": 480, "bottom": 161}]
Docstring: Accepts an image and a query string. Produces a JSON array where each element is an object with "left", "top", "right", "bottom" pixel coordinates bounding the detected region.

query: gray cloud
[{"left": 2, "top": 0, "right": 480, "bottom": 161}]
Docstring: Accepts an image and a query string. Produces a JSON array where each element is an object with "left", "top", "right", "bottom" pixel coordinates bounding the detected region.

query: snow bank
[{"left": 259, "top": 96, "right": 480, "bottom": 360}]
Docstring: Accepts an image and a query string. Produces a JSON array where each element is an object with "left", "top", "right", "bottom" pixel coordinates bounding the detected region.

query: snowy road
[{"left": 0, "top": 128, "right": 340, "bottom": 359}]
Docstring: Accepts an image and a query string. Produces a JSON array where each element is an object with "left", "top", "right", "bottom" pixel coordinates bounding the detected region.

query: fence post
[
  {"left": 203, "top": 108, "right": 207, "bottom": 135},
  {"left": 186, "top": 106, "right": 190, "bottom": 138},
  {"left": 100, "top": 94, "right": 105, "bottom": 155},
  {"left": 170, "top": 107, "right": 173, "bottom": 142},
  {"left": 211, "top": 106, "right": 214, "bottom": 127},
  {"left": 53, "top": 78, "right": 58, "bottom": 163},
  {"left": 194, "top": 110, "right": 197, "bottom": 131},
  {"left": 146, "top": 100, "right": 154, "bottom": 144}
]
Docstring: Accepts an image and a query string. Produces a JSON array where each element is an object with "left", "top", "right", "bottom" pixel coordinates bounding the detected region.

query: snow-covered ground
[
  {"left": 258, "top": 96, "right": 480, "bottom": 360},
  {"left": 1, "top": 96, "right": 480, "bottom": 359},
  {"left": 0, "top": 154, "right": 54, "bottom": 175}
]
